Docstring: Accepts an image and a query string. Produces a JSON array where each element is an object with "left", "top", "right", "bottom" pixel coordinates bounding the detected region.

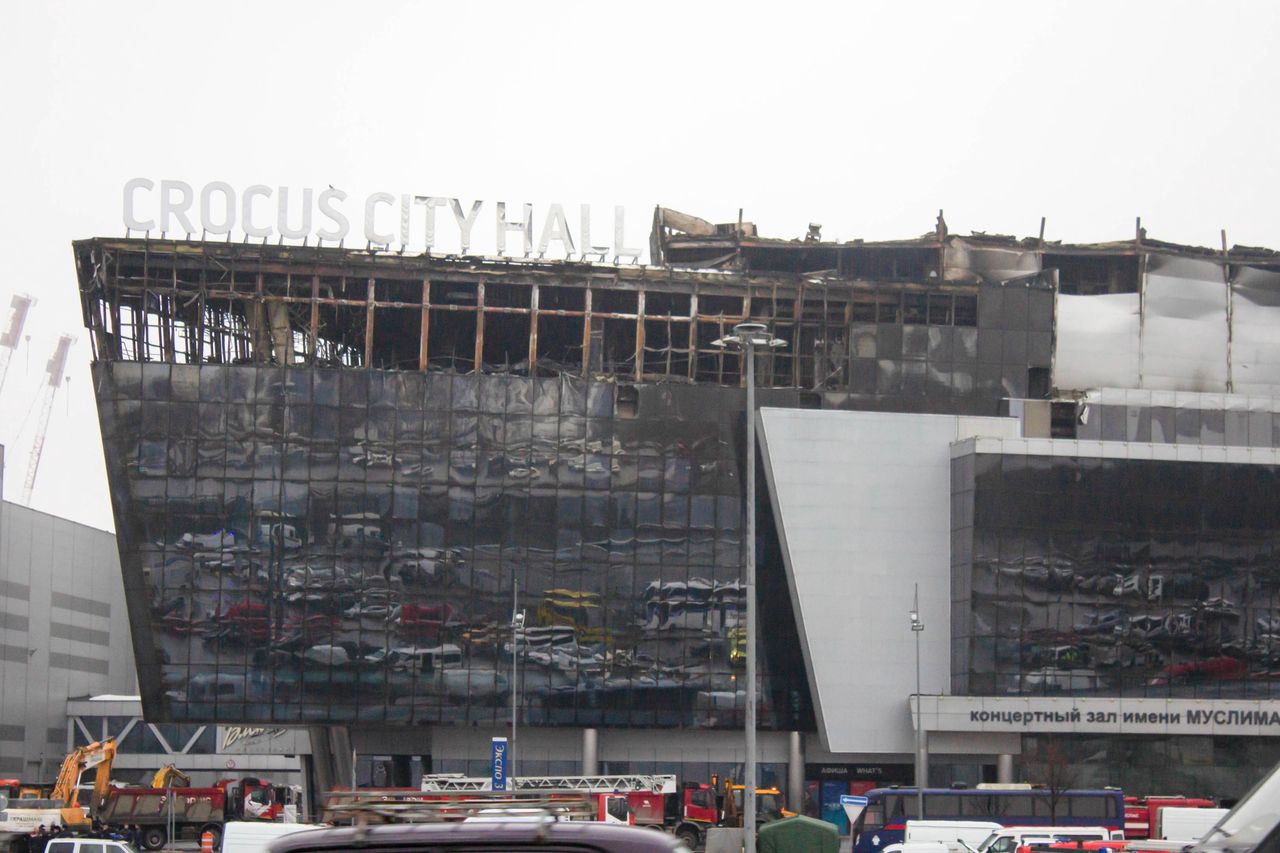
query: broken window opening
[
  {"left": 815, "top": 328, "right": 849, "bottom": 390},
  {"left": 318, "top": 302, "right": 365, "bottom": 368},
  {"left": 540, "top": 286, "right": 585, "bottom": 311},
  {"left": 430, "top": 280, "right": 478, "bottom": 306},
  {"left": 902, "top": 293, "right": 928, "bottom": 325},
  {"left": 741, "top": 245, "right": 839, "bottom": 274},
  {"left": 876, "top": 296, "right": 901, "bottom": 323},
  {"left": 927, "top": 294, "right": 953, "bottom": 325},
  {"left": 426, "top": 308, "right": 477, "bottom": 372},
  {"left": 483, "top": 281, "right": 532, "bottom": 308},
  {"left": 593, "top": 289, "right": 637, "bottom": 315},
  {"left": 480, "top": 311, "right": 531, "bottom": 374},
  {"left": 600, "top": 317, "right": 637, "bottom": 377},
  {"left": 371, "top": 307, "right": 423, "bottom": 371},
  {"left": 850, "top": 300, "right": 877, "bottom": 323},
  {"left": 1046, "top": 253, "right": 1140, "bottom": 295},
  {"left": 641, "top": 318, "right": 692, "bottom": 379},
  {"left": 953, "top": 294, "right": 978, "bottom": 326},
  {"left": 644, "top": 292, "right": 692, "bottom": 316},
  {"left": 535, "top": 314, "right": 584, "bottom": 375},
  {"left": 697, "top": 295, "right": 743, "bottom": 318},
  {"left": 764, "top": 323, "right": 798, "bottom": 387},
  {"left": 846, "top": 247, "right": 938, "bottom": 281},
  {"left": 616, "top": 385, "right": 639, "bottom": 418},
  {"left": 694, "top": 319, "right": 741, "bottom": 386}
]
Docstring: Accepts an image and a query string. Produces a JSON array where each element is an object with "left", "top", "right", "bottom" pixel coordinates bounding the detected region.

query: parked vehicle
[
  {"left": 220, "top": 820, "right": 324, "bottom": 853},
  {"left": 0, "top": 738, "right": 116, "bottom": 833},
  {"left": 1156, "top": 808, "right": 1229, "bottom": 842},
  {"left": 1185, "top": 760, "right": 1280, "bottom": 853},
  {"left": 268, "top": 821, "right": 690, "bottom": 853},
  {"left": 853, "top": 786, "right": 1125, "bottom": 853},
  {"left": 419, "top": 773, "right": 674, "bottom": 826},
  {"left": 670, "top": 777, "right": 794, "bottom": 849},
  {"left": 45, "top": 838, "right": 136, "bottom": 853},
  {"left": 906, "top": 820, "right": 1003, "bottom": 846},
  {"left": 97, "top": 777, "right": 298, "bottom": 850},
  {"left": 1124, "top": 796, "right": 1217, "bottom": 839},
  {"left": 974, "top": 825, "right": 1117, "bottom": 853}
]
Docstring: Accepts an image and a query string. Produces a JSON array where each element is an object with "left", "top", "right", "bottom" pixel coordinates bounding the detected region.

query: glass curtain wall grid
[
  {"left": 75, "top": 237, "right": 1051, "bottom": 727},
  {"left": 953, "top": 452, "right": 1280, "bottom": 700}
]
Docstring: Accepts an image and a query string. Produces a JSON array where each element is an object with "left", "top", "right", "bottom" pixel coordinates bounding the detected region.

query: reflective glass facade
[
  {"left": 96, "top": 361, "right": 814, "bottom": 727},
  {"left": 953, "top": 453, "right": 1280, "bottom": 698}
]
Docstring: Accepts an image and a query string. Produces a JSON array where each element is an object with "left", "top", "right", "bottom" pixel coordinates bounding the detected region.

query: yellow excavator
[
  {"left": 150, "top": 764, "right": 191, "bottom": 790},
  {"left": 0, "top": 738, "right": 117, "bottom": 836},
  {"left": 48, "top": 737, "right": 118, "bottom": 826}
]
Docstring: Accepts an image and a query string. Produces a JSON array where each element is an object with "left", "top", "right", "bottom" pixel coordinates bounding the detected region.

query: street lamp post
[
  {"left": 511, "top": 580, "right": 525, "bottom": 784},
  {"left": 910, "top": 583, "right": 925, "bottom": 819},
  {"left": 713, "top": 322, "right": 785, "bottom": 853}
]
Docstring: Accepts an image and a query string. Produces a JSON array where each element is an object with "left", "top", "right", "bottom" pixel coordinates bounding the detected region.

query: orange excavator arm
[
  {"left": 48, "top": 737, "right": 115, "bottom": 825},
  {"left": 90, "top": 740, "right": 118, "bottom": 814}
]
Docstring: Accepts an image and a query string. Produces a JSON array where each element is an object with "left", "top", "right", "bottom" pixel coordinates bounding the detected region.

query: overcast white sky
[{"left": 1, "top": 0, "right": 1278, "bottom": 531}]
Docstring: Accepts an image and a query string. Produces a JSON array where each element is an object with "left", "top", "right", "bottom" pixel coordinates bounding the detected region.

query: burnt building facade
[{"left": 75, "top": 209, "right": 1280, "bottom": 808}]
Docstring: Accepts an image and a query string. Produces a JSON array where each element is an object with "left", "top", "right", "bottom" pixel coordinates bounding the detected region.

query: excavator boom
[
  {"left": 150, "top": 763, "right": 191, "bottom": 790},
  {"left": 48, "top": 737, "right": 116, "bottom": 825}
]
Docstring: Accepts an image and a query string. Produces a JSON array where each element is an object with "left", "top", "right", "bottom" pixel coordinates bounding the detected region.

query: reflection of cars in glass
[
  {"left": 1073, "top": 609, "right": 1125, "bottom": 635},
  {"left": 392, "top": 602, "right": 460, "bottom": 642},
  {"left": 1013, "top": 667, "right": 1100, "bottom": 693},
  {"left": 176, "top": 529, "right": 239, "bottom": 550},
  {"left": 537, "top": 589, "right": 606, "bottom": 641},
  {"left": 1149, "top": 656, "right": 1247, "bottom": 687}
]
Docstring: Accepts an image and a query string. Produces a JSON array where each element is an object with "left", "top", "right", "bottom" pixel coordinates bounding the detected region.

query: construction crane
[
  {"left": 21, "top": 334, "right": 73, "bottom": 504},
  {"left": 0, "top": 293, "right": 34, "bottom": 398}
]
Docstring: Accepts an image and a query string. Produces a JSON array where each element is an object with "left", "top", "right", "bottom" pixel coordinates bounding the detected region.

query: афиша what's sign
[{"left": 122, "top": 178, "right": 644, "bottom": 261}]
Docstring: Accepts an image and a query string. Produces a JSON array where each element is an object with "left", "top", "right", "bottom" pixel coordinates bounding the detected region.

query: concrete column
[
  {"left": 787, "top": 731, "right": 804, "bottom": 812},
  {"left": 917, "top": 732, "right": 930, "bottom": 788},
  {"left": 997, "top": 753, "right": 1015, "bottom": 783},
  {"left": 582, "top": 728, "right": 599, "bottom": 775},
  {"left": 330, "top": 726, "right": 354, "bottom": 788},
  {"left": 306, "top": 726, "right": 333, "bottom": 814}
]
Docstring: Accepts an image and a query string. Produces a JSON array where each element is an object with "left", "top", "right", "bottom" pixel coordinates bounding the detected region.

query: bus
[{"left": 852, "top": 786, "right": 1125, "bottom": 853}]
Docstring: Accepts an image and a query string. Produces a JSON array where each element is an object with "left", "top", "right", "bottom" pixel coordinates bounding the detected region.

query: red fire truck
[
  {"left": 417, "top": 774, "right": 676, "bottom": 825},
  {"left": 1123, "top": 796, "right": 1217, "bottom": 840}
]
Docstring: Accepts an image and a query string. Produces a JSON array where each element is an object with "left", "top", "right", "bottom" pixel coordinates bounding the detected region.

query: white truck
[
  {"left": 881, "top": 821, "right": 1005, "bottom": 853},
  {"left": 1156, "top": 807, "right": 1230, "bottom": 843}
]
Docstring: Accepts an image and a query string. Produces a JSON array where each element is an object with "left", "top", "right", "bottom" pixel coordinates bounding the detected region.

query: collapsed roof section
[{"left": 652, "top": 206, "right": 1280, "bottom": 290}]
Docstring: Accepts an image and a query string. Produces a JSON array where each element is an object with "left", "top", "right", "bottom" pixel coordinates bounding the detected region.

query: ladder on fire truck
[{"left": 420, "top": 774, "right": 677, "bottom": 794}]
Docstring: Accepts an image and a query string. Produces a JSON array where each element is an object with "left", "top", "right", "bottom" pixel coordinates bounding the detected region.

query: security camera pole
[{"left": 713, "top": 322, "right": 786, "bottom": 853}]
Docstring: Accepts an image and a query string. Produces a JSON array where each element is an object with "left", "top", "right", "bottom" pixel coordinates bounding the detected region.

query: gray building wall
[
  {"left": 757, "top": 409, "right": 1021, "bottom": 757},
  {"left": 0, "top": 499, "right": 136, "bottom": 780}
]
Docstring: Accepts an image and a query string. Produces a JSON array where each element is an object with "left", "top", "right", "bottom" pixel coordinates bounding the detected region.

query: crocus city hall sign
[{"left": 122, "top": 178, "right": 643, "bottom": 260}]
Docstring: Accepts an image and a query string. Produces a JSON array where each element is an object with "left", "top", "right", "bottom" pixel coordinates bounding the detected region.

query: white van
[
  {"left": 906, "top": 821, "right": 1005, "bottom": 846},
  {"left": 974, "top": 826, "right": 1116, "bottom": 853},
  {"left": 221, "top": 821, "right": 324, "bottom": 853}
]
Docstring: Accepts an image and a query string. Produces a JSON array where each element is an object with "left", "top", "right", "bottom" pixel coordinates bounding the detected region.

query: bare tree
[{"left": 1040, "top": 740, "right": 1079, "bottom": 823}]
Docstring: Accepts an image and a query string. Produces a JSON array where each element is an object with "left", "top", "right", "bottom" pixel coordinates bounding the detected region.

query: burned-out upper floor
[
  {"left": 652, "top": 207, "right": 1280, "bottom": 291},
  {"left": 76, "top": 210, "right": 1280, "bottom": 415},
  {"left": 74, "top": 237, "right": 1053, "bottom": 414}
]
